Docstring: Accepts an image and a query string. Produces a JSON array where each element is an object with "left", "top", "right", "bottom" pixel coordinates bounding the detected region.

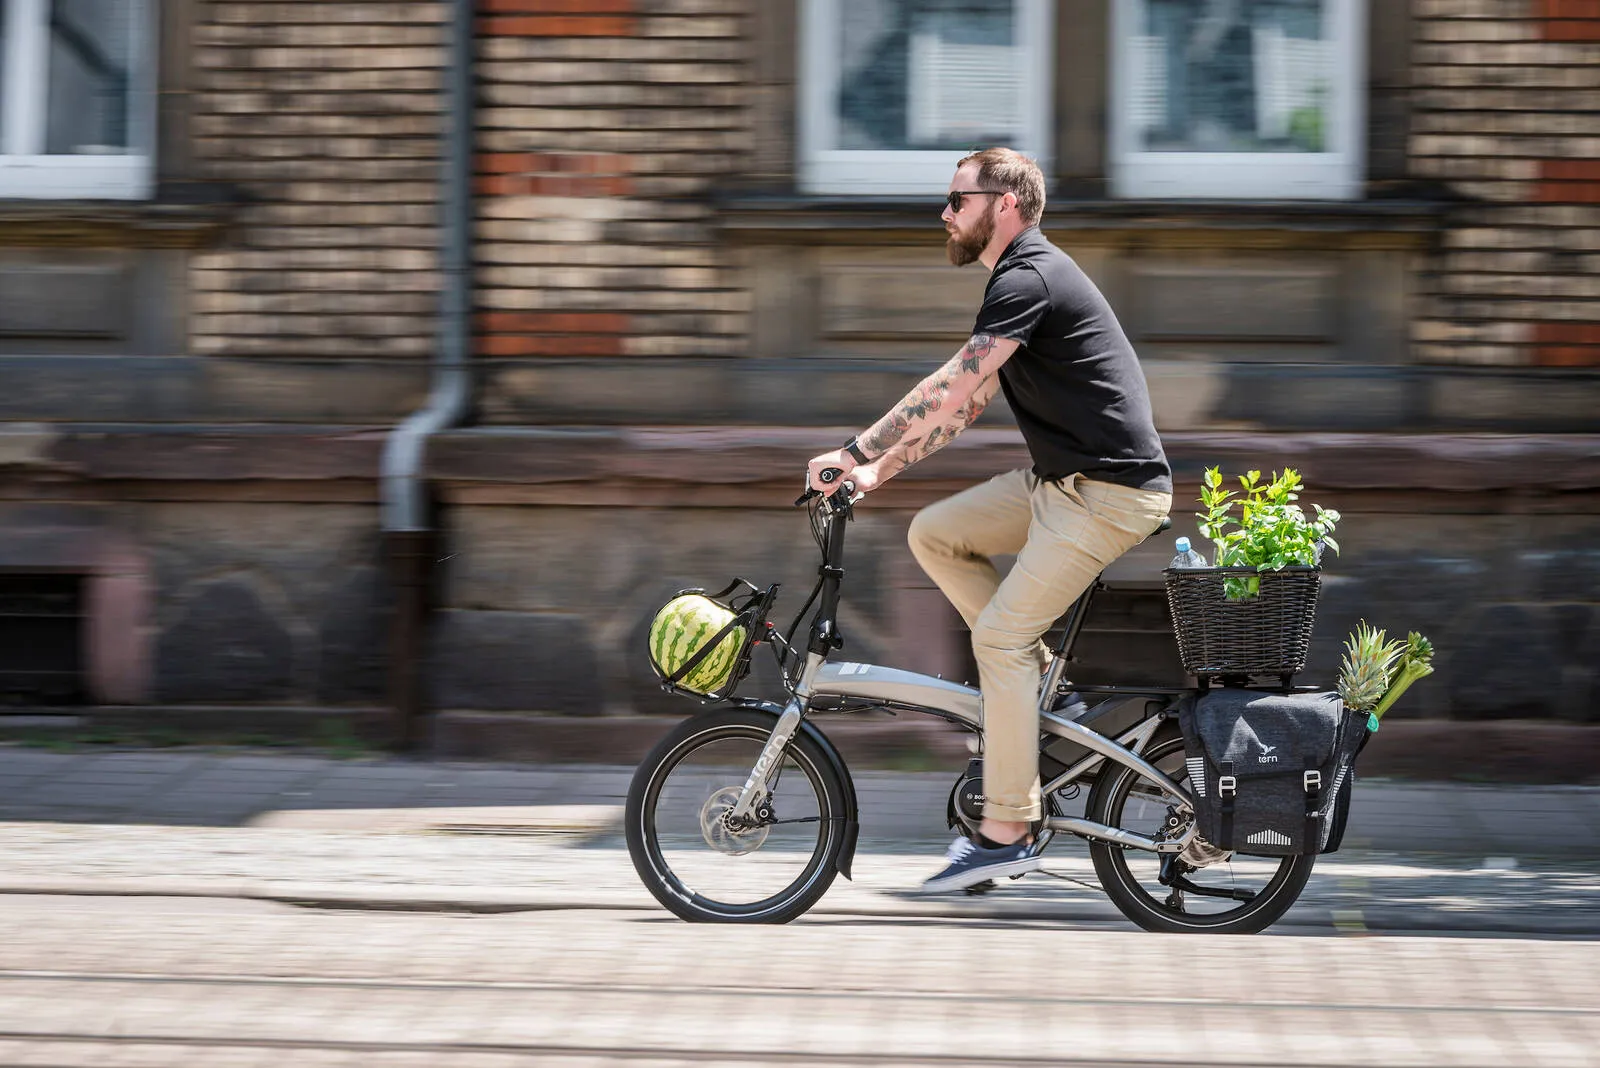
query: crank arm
[{"left": 1044, "top": 816, "right": 1182, "bottom": 853}]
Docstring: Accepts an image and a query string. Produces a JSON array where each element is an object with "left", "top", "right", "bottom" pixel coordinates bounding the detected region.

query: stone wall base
[{"left": 1, "top": 708, "right": 1592, "bottom": 785}]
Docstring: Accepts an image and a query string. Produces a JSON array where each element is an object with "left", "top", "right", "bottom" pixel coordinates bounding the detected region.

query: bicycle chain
[{"left": 1033, "top": 868, "right": 1103, "bottom": 893}]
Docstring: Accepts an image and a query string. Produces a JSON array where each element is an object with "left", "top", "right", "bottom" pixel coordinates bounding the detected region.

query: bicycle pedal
[{"left": 964, "top": 879, "right": 997, "bottom": 896}]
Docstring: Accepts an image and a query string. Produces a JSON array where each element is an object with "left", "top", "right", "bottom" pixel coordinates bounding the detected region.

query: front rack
[{"left": 650, "top": 578, "right": 784, "bottom": 703}]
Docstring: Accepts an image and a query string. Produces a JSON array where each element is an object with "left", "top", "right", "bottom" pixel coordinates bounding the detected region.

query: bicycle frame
[{"left": 727, "top": 487, "right": 1197, "bottom": 856}]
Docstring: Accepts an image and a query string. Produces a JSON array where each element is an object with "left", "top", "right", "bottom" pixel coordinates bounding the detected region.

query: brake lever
[{"left": 795, "top": 467, "right": 847, "bottom": 507}]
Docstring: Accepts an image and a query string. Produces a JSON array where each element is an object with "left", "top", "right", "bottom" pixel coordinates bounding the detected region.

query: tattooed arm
[
  {"left": 856, "top": 333, "right": 1018, "bottom": 460},
  {"left": 807, "top": 332, "right": 1018, "bottom": 494},
  {"left": 860, "top": 372, "right": 1001, "bottom": 485}
]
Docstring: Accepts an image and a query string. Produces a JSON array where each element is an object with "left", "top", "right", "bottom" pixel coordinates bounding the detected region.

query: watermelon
[{"left": 649, "top": 594, "right": 747, "bottom": 695}]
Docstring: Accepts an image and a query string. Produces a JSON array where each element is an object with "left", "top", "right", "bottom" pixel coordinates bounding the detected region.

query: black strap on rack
[
  {"left": 1303, "top": 760, "right": 1324, "bottom": 853},
  {"left": 706, "top": 578, "right": 760, "bottom": 603},
  {"left": 1217, "top": 760, "right": 1236, "bottom": 850}
]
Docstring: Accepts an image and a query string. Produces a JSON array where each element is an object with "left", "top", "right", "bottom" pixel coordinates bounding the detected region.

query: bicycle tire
[
  {"left": 626, "top": 707, "right": 848, "bottom": 923},
  {"left": 1087, "top": 724, "right": 1315, "bottom": 934}
]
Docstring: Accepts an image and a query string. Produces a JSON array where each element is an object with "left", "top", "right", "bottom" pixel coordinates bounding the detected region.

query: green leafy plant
[{"left": 1197, "top": 466, "right": 1339, "bottom": 599}]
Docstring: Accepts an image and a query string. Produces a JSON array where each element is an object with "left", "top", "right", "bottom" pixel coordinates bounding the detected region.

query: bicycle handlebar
[{"left": 794, "top": 467, "right": 853, "bottom": 507}]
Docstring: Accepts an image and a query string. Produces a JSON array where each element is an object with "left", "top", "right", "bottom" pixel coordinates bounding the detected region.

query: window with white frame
[
  {"left": 1111, "top": 0, "right": 1365, "bottom": 199},
  {"left": 1, "top": 0, "right": 155, "bottom": 200},
  {"left": 799, "top": 0, "right": 1053, "bottom": 196}
]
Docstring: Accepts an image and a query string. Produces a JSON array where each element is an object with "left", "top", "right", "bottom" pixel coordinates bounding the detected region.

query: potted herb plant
[
  {"left": 1197, "top": 467, "right": 1340, "bottom": 600},
  {"left": 1164, "top": 467, "right": 1342, "bottom": 683}
]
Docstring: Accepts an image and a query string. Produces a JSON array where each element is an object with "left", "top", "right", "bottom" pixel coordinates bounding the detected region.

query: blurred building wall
[
  {"left": 1411, "top": 4, "right": 1600, "bottom": 369},
  {"left": 0, "top": 0, "right": 450, "bottom": 709},
  {"left": 0, "top": 1, "right": 1595, "bottom": 733}
]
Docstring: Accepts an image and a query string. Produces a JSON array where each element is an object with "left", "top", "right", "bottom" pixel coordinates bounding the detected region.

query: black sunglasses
[{"left": 946, "top": 190, "right": 1003, "bottom": 213}]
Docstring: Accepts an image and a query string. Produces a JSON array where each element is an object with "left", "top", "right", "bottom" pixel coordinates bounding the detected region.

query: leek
[{"left": 1369, "top": 631, "right": 1435, "bottom": 722}]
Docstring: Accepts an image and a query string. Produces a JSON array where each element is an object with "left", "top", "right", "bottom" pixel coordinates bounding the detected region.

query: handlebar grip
[{"left": 795, "top": 468, "right": 850, "bottom": 506}]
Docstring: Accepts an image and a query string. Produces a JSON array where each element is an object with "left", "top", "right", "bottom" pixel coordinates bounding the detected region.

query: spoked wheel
[
  {"left": 1087, "top": 725, "right": 1315, "bottom": 934},
  {"left": 625, "top": 707, "right": 848, "bottom": 923}
]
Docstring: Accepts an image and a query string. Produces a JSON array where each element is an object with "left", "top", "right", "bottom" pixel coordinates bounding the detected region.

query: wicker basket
[{"left": 1163, "top": 565, "right": 1322, "bottom": 680}]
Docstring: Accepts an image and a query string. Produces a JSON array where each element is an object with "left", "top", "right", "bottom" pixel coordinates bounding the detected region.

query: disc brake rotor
[{"left": 699, "top": 786, "right": 770, "bottom": 855}]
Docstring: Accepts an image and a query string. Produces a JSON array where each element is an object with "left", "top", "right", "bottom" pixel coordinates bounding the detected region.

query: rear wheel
[
  {"left": 1087, "top": 725, "right": 1315, "bottom": 934},
  {"left": 625, "top": 707, "right": 848, "bottom": 923}
]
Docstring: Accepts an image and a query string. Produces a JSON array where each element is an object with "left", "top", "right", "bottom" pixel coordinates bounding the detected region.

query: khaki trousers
[{"left": 908, "top": 470, "right": 1172, "bottom": 823}]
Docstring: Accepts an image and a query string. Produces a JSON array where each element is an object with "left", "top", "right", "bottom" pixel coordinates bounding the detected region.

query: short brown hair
[{"left": 957, "top": 147, "right": 1046, "bottom": 225}]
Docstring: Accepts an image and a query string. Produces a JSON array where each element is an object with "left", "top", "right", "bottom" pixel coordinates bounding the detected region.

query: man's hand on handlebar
[
  {"left": 806, "top": 449, "right": 856, "bottom": 494},
  {"left": 841, "top": 461, "right": 884, "bottom": 495},
  {"left": 796, "top": 465, "right": 864, "bottom": 507}
]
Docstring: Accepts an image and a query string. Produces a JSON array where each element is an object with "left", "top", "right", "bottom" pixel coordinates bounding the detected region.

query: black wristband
[{"left": 842, "top": 437, "right": 871, "bottom": 465}]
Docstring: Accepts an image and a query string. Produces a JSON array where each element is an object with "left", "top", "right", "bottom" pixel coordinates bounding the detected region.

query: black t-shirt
[{"left": 973, "top": 227, "right": 1171, "bottom": 493}]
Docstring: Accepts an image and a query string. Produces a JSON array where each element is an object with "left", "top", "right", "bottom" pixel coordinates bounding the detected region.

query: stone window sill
[
  {"left": 0, "top": 183, "right": 246, "bottom": 249},
  {"left": 716, "top": 192, "right": 1452, "bottom": 250}
]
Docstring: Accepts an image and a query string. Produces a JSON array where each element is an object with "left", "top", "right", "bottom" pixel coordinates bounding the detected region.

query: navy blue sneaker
[{"left": 920, "top": 835, "right": 1041, "bottom": 894}]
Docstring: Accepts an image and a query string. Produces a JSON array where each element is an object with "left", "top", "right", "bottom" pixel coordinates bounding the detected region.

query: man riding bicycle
[{"left": 806, "top": 148, "right": 1173, "bottom": 893}]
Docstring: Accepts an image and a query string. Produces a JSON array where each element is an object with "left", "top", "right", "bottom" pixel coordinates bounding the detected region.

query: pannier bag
[{"left": 1178, "top": 689, "right": 1369, "bottom": 857}]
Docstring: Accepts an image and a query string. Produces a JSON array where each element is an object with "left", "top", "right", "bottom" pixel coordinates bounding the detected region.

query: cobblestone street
[
  {"left": 0, "top": 890, "right": 1596, "bottom": 1067},
  {"left": 0, "top": 747, "right": 1596, "bottom": 1065}
]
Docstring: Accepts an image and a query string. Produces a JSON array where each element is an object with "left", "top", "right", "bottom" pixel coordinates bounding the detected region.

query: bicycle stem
[{"left": 807, "top": 498, "right": 850, "bottom": 657}]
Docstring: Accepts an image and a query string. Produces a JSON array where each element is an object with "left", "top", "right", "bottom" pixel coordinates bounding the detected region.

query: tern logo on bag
[{"left": 1257, "top": 742, "right": 1279, "bottom": 764}]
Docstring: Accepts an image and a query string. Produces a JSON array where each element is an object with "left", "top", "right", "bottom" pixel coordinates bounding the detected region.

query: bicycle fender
[{"left": 730, "top": 698, "right": 860, "bottom": 881}]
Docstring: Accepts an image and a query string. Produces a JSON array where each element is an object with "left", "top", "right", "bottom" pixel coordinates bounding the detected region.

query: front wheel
[
  {"left": 625, "top": 707, "right": 849, "bottom": 923},
  {"left": 1086, "top": 725, "right": 1316, "bottom": 934}
]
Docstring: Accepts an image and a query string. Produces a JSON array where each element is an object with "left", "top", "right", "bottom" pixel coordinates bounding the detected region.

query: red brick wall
[
  {"left": 1539, "top": 0, "right": 1600, "bottom": 40},
  {"left": 1412, "top": 0, "right": 1600, "bottom": 367},
  {"left": 479, "top": 0, "right": 637, "bottom": 39},
  {"left": 190, "top": 2, "right": 448, "bottom": 360},
  {"left": 472, "top": 0, "right": 749, "bottom": 365},
  {"left": 188, "top": 1, "right": 748, "bottom": 367}
]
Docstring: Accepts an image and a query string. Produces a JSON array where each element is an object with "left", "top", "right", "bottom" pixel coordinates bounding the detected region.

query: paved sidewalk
[
  {"left": 1, "top": 821, "right": 1595, "bottom": 935},
  {"left": 1, "top": 746, "right": 1597, "bottom": 934},
  {"left": 1, "top": 745, "right": 1597, "bottom": 856}
]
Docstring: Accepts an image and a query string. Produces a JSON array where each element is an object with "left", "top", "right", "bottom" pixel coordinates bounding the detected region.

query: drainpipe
[{"left": 380, "top": 0, "right": 474, "bottom": 751}]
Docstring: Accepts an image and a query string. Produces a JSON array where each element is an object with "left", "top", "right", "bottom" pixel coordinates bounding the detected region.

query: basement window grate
[{"left": 0, "top": 574, "right": 85, "bottom": 706}]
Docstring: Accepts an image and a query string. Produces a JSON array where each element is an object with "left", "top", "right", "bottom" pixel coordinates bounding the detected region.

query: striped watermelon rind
[{"left": 649, "top": 594, "right": 748, "bottom": 695}]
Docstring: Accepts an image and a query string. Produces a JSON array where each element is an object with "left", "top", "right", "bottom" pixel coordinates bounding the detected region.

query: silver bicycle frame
[
  {"left": 726, "top": 651, "right": 825, "bottom": 822},
  {"left": 732, "top": 654, "right": 1195, "bottom": 854}
]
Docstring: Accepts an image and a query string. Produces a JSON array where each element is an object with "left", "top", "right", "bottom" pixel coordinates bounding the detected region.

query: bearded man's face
[{"left": 946, "top": 198, "right": 997, "bottom": 266}]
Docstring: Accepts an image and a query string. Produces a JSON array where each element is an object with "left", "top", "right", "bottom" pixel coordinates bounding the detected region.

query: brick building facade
[
  {"left": 0, "top": 1, "right": 1596, "bottom": 744},
  {"left": 1410, "top": 1, "right": 1600, "bottom": 368}
]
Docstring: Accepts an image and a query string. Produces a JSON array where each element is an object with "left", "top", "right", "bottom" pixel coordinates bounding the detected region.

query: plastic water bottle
[{"left": 1169, "top": 536, "right": 1208, "bottom": 570}]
